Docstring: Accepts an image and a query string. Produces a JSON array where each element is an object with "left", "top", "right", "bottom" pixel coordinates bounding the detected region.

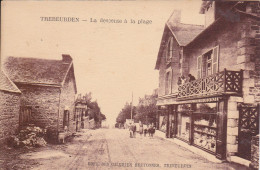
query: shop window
[
  {"left": 177, "top": 104, "right": 191, "bottom": 141},
  {"left": 159, "top": 110, "right": 167, "bottom": 132},
  {"left": 177, "top": 112, "right": 190, "bottom": 141},
  {"left": 197, "top": 45, "right": 219, "bottom": 79},
  {"left": 193, "top": 103, "right": 217, "bottom": 153}
]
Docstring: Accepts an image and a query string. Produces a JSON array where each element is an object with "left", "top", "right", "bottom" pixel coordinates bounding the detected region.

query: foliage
[
  {"left": 116, "top": 91, "right": 158, "bottom": 125},
  {"left": 78, "top": 92, "right": 106, "bottom": 123},
  {"left": 134, "top": 93, "right": 157, "bottom": 124},
  {"left": 7, "top": 124, "right": 47, "bottom": 148},
  {"left": 116, "top": 102, "right": 136, "bottom": 124}
]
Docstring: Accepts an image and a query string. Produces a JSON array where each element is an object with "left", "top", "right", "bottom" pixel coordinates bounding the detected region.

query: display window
[
  {"left": 177, "top": 104, "right": 191, "bottom": 141},
  {"left": 159, "top": 111, "right": 167, "bottom": 132},
  {"left": 193, "top": 103, "right": 217, "bottom": 153}
]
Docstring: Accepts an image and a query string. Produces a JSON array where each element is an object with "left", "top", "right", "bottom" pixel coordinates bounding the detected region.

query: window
[
  {"left": 197, "top": 45, "right": 219, "bottom": 79},
  {"left": 165, "top": 72, "right": 171, "bottom": 95},
  {"left": 166, "top": 37, "right": 174, "bottom": 63}
]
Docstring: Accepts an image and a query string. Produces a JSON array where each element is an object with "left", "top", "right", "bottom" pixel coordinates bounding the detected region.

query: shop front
[{"left": 157, "top": 97, "right": 227, "bottom": 160}]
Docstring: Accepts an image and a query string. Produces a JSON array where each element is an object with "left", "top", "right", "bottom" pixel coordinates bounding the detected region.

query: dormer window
[{"left": 166, "top": 37, "right": 174, "bottom": 64}]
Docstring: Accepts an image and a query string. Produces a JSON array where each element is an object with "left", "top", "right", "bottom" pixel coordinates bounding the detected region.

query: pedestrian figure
[
  {"left": 177, "top": 77, "right": 182, "bottom": 86},
  {"left": 188, "top": 74, "right": 195, "bottom": 82},
  {"left": 181, "top": 75, "right": 186, "bottom": 85},
  {"left": 133, "top": 123, "right": 137, "bottom": 138},
  {"left": 150, "top": 123, "right": 155, "bottom": 137},
  {"left": 148, "top": 124, "right": 153, "bottom": 137},
  {"left": 139, "top": 121, "right": 143, "bottom": 137},
  {"left": 129, "top": 123, "right": 133, "bottom": 138},
  {"left": 144, "top": 124, "right": 148, "bottom": 137}
]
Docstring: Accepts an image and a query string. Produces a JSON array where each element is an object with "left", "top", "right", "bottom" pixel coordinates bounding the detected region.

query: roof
[
  {"left": 3, "top": 55, "right": 77, "bottom": 92},
  {"left": 0, "top": 70, "right": 21, "bottom": 93},
  {"left": 186, "top": 2, "right": 257, "bottom": 47},
  {"left": 155, "top": 22, "right": 204, "bottom": 69},
  {"left": 167, "top": 22, "right": 204, "bottom": 46}
]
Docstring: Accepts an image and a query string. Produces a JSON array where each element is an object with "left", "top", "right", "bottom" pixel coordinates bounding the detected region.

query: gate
[
  {"left": 238, "top": 105, "right": 259, "bottom": 160},
  {"left": 19, "top": 106, "right": 32, "bottom": 126}
]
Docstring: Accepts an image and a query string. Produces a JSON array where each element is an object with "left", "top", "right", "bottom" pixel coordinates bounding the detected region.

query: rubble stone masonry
[
  {"left": 16, "top": 84, "right": 60, "bottom": 130},
  {"left": 237, "top": 13, "right": 260, "bottom": 104},
  {"left": 0, "top": 91, "right": 20, "bottom": 144},
  {"left": 58, "top": 68, "right": 76, "bottom": 133}
]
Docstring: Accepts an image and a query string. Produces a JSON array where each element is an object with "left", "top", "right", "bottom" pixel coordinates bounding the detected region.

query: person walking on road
[
  {"left": 148, "top": 124, "right": 152, "bottom": 137},
  {"left": 133, "top": 123, "right": 137, "bottom": 138},
  {"left": 151, "top": 123, "right": 156, "bottom": 138},
  {"left": 139, "top": 121, "right": 143, "bottom": 138},
  {"left": 144, "top": 124, "right": 148, "bottom": 137},
  {"left": 129, "top": 122, "right": 133, "bottom": 138}
]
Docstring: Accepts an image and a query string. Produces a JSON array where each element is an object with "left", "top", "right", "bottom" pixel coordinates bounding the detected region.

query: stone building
[
  {"left": 3, "top": 54, "right": 77, "bottom": 141},
  {"left": 0, "top": 70, "right": 21, "bottom": 144},
  {"left": 74, "top": 94, "right": 90, "bottom": 131},
  {"left": 155, "top": 1, "right": 259, "bottom": 165}
]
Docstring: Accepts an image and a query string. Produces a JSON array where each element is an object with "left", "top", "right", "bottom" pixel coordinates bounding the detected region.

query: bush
[{"left": 7, "top": 124, "right": 47, "bottom": 148}]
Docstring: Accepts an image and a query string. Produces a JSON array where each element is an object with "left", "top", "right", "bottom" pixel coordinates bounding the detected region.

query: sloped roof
[
  {"left": 155, "top": 22, "right": 204, "bottom": 70},
  {"left": 166, "top": 22, "right": 204, "bottom": 46},
  {"left": 3, "top": 56, "right": 73, "bottom": 87},
  {"left": 0, "top": 70, "right": 21, "bottom": 93}
]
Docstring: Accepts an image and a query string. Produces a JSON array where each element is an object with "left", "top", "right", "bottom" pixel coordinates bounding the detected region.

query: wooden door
[{"left": 19, "top": 106, "right": 32, "bottom": 126}]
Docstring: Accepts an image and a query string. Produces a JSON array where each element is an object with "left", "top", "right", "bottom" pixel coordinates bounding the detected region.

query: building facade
[
  {"left": 0, "top": 70, "right": 21, "bottom": 144},
  {"left": 75, "top": 94, "right": 89, "bottom": 131},
  {"left": 3, "top": 54, "right": 77, "bottom": 141},
  {"left": 155, "top": 1, "right": 259, "bottom": 162}
]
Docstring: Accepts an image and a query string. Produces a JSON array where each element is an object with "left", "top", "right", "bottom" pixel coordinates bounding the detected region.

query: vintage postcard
[{"left": 0, "top": 0, "right": 259, "bottom": 169}]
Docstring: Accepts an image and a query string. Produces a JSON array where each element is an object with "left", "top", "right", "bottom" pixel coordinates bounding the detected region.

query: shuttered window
[
  {"left": 165, "top": 72, "right": 171, "bottom": 95},
  {"left": 212, "top": 45, "right": 219, "bottom": 74},
  {"left": 197, "top": 55, "right": 202, "bottom": 79},
  {"left": 197, "top": 45, "right": 219, "bottom": 78},
  {"left": 166, "top": 37, "right": 174, "bottom": 63}
]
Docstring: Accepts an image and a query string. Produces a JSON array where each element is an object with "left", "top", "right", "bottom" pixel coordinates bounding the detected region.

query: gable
[
  {"left": 0, "top": 70, "right": 21, "bottom": 93},
  {"left": 62, "top": 64, "right": 77, "bottom": 94}
]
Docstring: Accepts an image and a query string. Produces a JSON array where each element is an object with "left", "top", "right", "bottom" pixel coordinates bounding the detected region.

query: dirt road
[{"left": 1, "top": 128, "right": 250, "bottom": 170}]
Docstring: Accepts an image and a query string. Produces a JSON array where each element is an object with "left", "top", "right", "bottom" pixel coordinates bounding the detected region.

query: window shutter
[
  {"left": 212, "top": 45, "right": 219, "bottom": 74},
  {"left": 197, "top": 55, "right": 202, "bottom": 79},
  {"left": 170, "top": 37, "right": 173, "bottom": 59}
]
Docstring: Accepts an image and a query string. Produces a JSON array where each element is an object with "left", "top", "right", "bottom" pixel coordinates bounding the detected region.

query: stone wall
[
  {"left": 0, "top": 91, "right": 20, "bottom": 144},
  {"left": 237, "top": 12, "right": 260, "bottom": 104},
  {"left": 58, "top": 68, "right": 77, "bottom": 133},
  {"left": 17, "top": 84, "right": 60, "bottom": 130},
  {"left": 185, "top": 3, "right": 260, "bottom": 104},
  {"left": 185, "top": 18, "right": 241, "bottom": 78},
  {"left": 158, "top": 32, "right": 181, "bottom": 96},
  {"left": 226, "top": 96, "right": 243, "bottom": 160}
]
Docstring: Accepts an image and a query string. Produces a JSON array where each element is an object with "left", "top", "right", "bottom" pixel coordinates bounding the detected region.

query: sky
[{"left": 1, "top": 0, "right": 204, "bottom": 126}]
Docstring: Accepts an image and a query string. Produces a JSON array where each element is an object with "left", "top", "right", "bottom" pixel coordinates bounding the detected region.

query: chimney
[{"left": 62, "top": 54, "right": 72, "bottom": 63}]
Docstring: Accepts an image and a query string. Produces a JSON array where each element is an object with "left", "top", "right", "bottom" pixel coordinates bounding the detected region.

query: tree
[
  {"left": 134, "top": 92, "right": 157, "bottom": 125},
  {"left": 116, "top": 102, "right": 136, "bottom": 124},
  {"left": 78, "top": 92, "right": 106, "bottom": 127}
]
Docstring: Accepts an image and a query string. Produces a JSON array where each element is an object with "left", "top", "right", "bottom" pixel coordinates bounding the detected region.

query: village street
[{"left": 1, "top": 128, "right": 250, "bottom": 170}]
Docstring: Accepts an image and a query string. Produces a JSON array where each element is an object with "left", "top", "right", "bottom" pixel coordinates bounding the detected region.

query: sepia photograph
[{"left": 0, "top": 0, "right": 259, "bottom": 169}]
